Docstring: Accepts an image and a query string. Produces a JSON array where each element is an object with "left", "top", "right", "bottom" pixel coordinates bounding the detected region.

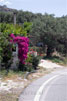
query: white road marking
[{"left": 34, "top": 72, "right": 67, "bottom": 101}]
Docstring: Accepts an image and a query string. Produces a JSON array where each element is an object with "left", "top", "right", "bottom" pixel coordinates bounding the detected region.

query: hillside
[{"left": 0, "top": 5, "right": 16, "bottom": 13}]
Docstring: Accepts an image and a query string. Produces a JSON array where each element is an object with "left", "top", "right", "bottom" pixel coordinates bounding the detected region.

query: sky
[{"left": 0, "top": 0, "right": 67, "bottom": 17}]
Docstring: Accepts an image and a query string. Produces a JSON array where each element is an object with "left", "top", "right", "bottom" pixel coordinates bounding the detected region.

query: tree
[{"left": 31, "top": 14, "right": 67, "bottom": 57}]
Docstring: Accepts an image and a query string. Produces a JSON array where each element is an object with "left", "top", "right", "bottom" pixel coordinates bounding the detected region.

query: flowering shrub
[
  {"left": 10, "top": 33, "right": 29, "bottom": 64},
  {"left": 28, "top": 49, "right": 39, "bottom": 70}
]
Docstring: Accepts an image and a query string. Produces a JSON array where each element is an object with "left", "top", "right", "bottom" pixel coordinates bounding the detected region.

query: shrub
[
  {"left": 32, "top": 56, "right": 39, "bottom": 70},
  {"left": 0, "top": 33, "right": 13, "bottom": 73}
]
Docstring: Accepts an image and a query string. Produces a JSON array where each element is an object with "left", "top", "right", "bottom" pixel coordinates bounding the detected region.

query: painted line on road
[{"left": 34, "top": 72, "right": 67, "bottom": 101}]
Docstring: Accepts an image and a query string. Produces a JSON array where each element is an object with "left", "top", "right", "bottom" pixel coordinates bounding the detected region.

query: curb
[{"left": 24, "top": 70, "right": 37, "bottom": 79}]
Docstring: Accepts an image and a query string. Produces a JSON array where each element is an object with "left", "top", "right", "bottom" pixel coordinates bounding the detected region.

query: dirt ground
[{"left": 0, "top": 60, "right": 65, "bottom": 101}]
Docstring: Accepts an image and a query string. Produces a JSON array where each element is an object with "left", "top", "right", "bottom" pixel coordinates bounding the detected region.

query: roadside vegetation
[
  {"left": 43, "top": 56, "right": 67, "bottom": 66},
  {"left": 0, "top": 5, "right": 67, "bottom": 101}
]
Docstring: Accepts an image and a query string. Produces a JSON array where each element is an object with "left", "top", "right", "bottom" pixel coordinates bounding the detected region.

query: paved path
[{"left": 19, "top": 68, "right": 67, "bottom": 101}]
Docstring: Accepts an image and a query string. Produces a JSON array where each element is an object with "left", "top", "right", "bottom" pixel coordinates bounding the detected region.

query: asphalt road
[{"left": 19, "top": 68, "right": 67, "bottom": 101}]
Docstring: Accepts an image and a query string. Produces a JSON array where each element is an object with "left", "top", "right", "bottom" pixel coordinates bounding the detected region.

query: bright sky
[{"left": 0, "top": 0, "right": 67, "bottom": 17}]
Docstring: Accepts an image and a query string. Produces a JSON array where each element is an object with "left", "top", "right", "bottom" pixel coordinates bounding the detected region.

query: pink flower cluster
[
  {"left": 29, "top": 49, "right": 43, "bottom": 56},
  {"left": 10, "top": 33, "right": 29, "bottom": 64}
]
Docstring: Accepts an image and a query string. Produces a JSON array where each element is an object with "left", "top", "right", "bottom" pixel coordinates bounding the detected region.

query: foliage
[
  {"left": 0, "top": 23, "right": 28, "bottom": 60},
  {"left": 0, "top": 23, "right": 28, "bottom": 36},
  {"left": 0, "top": 6, "right": 67, "bottom": 57},
  {"left": 0, "top": 23, "right": 32, "bottom": 72},
  {"left": 28, "top": 49, "right": 40, "bottom": 70},
  {"left": 0, "top": 6, "right": 67, "bottom": 69},
  {"left": 32, "top": 56, "right": 39, "bottom": 70},
  {"left": 30, "top": 15, "right": 67, "bottom": 56},
  {"left": 0, "top": 11, "right": 13, "bottom": 23},
  {"left": 0, "top": 33, "right": 13, "bottom": 73}
]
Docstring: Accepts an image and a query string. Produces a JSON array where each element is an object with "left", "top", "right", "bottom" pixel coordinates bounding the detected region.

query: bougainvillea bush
[{"left": 10, "top": 33, "right": 29, "bottom": 65}]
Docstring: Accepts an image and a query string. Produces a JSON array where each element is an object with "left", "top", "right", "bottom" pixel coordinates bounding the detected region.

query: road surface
[{"left": 19, "top": 68, "right": 67, "bottom": 101}]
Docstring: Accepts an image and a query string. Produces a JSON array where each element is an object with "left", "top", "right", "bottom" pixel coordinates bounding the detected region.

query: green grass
[{"left": 43, "top": 56, "right": 67, "bottom": 66}]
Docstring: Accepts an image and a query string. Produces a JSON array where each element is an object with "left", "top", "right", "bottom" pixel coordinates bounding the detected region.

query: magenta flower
[{"left": 10, "top": 33, "right": 15, "bottom": 39}]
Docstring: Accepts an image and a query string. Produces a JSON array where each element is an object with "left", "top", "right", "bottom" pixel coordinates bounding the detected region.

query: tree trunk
[{"left": 46, "top": 47, "right": 53, "bottom": 57}]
